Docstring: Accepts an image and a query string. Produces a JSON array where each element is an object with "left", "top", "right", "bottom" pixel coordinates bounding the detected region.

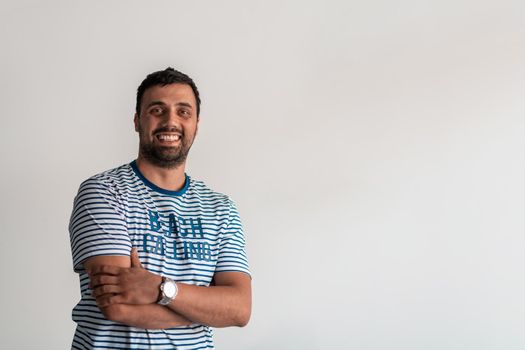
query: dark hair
[{"left": 136, "top": 67, "right": 201, "bottom": 116}]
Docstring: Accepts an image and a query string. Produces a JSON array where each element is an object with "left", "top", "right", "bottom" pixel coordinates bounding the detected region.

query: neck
[{"left": 135, "top": 157, "right": 187, "bottom": 191}]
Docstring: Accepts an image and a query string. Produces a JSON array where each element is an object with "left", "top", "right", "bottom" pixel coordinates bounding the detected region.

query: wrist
[{"left": 154, "top": 274, "right": 163, "bottom": 302}]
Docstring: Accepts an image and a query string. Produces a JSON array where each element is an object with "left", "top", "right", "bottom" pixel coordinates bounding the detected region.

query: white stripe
[{"left": 69, "top": 162, "right": 250, "bottom": 349}]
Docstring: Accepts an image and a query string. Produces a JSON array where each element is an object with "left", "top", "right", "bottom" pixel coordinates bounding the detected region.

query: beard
[{"left": 138, "top": 126, "right": 195, "bottom": 169}]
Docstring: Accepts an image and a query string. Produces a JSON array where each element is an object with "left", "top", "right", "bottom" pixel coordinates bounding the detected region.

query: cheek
[
  {"left": 189, "top": 122, "right": 198, "bottom": 136},
  {"left": 137, "top": 125, "right": 152, "bottom": 142},
  {"left": 139, "top": 121, "right": 155, "bottom": 134}
]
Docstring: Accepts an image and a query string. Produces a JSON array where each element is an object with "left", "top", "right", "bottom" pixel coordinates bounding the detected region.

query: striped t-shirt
[{"left": 69, "top": 161, "right": 250, "bottom": 349}]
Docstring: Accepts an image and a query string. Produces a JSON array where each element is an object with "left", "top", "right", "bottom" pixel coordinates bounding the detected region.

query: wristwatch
[{"left": 158, "top": 277, "right": 178, "bottom": 305}]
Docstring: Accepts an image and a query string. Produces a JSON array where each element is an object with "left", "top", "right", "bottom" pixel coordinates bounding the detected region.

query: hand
[{"left": 88, "top": 248, "right": 162, "bottom": 308}]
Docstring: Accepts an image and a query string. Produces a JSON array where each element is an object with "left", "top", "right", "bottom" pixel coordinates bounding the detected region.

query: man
[{"left": 69, "top": 68, "right": 251, "bottom": 349}]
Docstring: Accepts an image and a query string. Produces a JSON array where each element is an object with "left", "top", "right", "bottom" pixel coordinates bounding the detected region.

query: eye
[
  {"left": 179, "top": 109, "right": 191, "bottom": 118},
  {"left": 149, "top": 107, "right": 164, "bottom": 115}
]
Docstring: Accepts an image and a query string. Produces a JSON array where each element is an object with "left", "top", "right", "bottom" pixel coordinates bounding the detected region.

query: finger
[
  {"left": 92, "top": 284, "right": 122, "bottom": 298},
  {"left": 96, "top": 293, "right": 126, "bottom": 308},
  {"left": 89, "top": 275, "right": 119, "bottom": 289},
  {"left": 89, "top": 265, "right": 122, "bottom": 276},
  {"left": 130, "top": 248, "right": 143, "bottom": 268}
]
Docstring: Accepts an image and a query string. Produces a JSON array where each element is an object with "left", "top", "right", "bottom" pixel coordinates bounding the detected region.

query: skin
[
  {"left": 85, "top": 254, "right": 192, "bottom": 328},
  {"left": 134, "top": 83, "right": 199, "bottom": 188},
  {"left": 83, "top": 83, "right": 252, "bottom": 328}
]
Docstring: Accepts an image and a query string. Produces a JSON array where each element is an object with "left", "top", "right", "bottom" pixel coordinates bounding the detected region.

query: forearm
[
  {"left": 167, "top": 275, "right": 251, "bottom": 328},
  {"left": 87, "top": 254, "right": 251, "bottom": 328},
  {"left": 101, "top": 303, "right": 192, "bottom": 329}
]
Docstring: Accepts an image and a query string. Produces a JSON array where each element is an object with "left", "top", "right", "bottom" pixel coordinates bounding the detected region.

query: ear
[
  {"left": 134, "top": 113, "right": 139, "bottom": 132},
  {"left": 195, "top": 115, "right": 200, "bottom": 136}
]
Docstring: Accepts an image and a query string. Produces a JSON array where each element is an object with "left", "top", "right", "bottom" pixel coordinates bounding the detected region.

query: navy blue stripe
[{"left": 70, "top": 162, "right": 250, "bottom": 348}]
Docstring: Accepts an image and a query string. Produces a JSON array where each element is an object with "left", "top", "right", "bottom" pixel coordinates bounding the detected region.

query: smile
[{"left": 156, "top": 133, "right": 181, "bottom": 142}]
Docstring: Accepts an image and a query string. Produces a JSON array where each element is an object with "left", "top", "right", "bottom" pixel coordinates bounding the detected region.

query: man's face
[{"left": 134, "top": 83, "right": 199, "bottom": 169}]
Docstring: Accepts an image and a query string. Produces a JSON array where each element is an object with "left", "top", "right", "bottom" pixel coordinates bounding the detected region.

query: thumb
[{"left": 130, "top": 248, "right": 143, "bottom": 268}]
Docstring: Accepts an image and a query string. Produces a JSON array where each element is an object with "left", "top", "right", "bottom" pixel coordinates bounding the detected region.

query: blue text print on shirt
[{"left": 144, "top": 209, "right": 212, "bottom": 261}]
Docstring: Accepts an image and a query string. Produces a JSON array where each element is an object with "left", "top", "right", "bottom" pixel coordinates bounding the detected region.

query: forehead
[{"left": 141, "top": 83, "right": 196, "bottom": 108}]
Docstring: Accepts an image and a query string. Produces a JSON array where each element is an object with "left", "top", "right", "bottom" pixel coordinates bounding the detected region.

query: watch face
[{"left": 164, "top": 281, "right": 176, "bottom": 298}]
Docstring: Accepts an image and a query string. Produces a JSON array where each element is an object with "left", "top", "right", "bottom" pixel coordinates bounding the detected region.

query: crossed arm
[{"left": 84, "top": 249, "right": 252, "bottom": 329}]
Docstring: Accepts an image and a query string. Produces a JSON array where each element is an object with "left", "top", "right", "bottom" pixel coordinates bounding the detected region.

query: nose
[{"left": 164, "top": 107, "right": 181, "bottom": 127}]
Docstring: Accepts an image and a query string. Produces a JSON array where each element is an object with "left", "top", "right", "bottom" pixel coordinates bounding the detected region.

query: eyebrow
[
  {"left": 146, "top": 101, "right": 194, "bottom": 109},
  {"left": 176, "top": 102, "right": 193, "bottom": 109}
]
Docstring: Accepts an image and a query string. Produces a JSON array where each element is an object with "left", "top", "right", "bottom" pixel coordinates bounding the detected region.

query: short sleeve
[
  {"left": 215, "top": 199, "right": 250, "bottom": 276},
  {"left": 69, "top": 177, "right": 131, "bottom": 273}
]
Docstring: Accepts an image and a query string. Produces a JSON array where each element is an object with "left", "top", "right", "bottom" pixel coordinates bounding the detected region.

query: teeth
[{"left": 158, "top": 134, "right": 181, "bottom": 141}]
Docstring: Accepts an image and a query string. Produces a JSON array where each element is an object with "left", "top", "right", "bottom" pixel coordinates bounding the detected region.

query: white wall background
[{"left": 1, "top": 0, "right": 524, "bottom": 349}]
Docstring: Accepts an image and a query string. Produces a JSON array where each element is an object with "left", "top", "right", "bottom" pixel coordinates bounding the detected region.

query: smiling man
[{"left": 69, "top": 68, "right": 251, "bottom": 349}]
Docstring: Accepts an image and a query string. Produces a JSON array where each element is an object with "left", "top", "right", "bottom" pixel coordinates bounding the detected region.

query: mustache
[{"left": 153, "top": 126, "right": 183, "bottom": 135}]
